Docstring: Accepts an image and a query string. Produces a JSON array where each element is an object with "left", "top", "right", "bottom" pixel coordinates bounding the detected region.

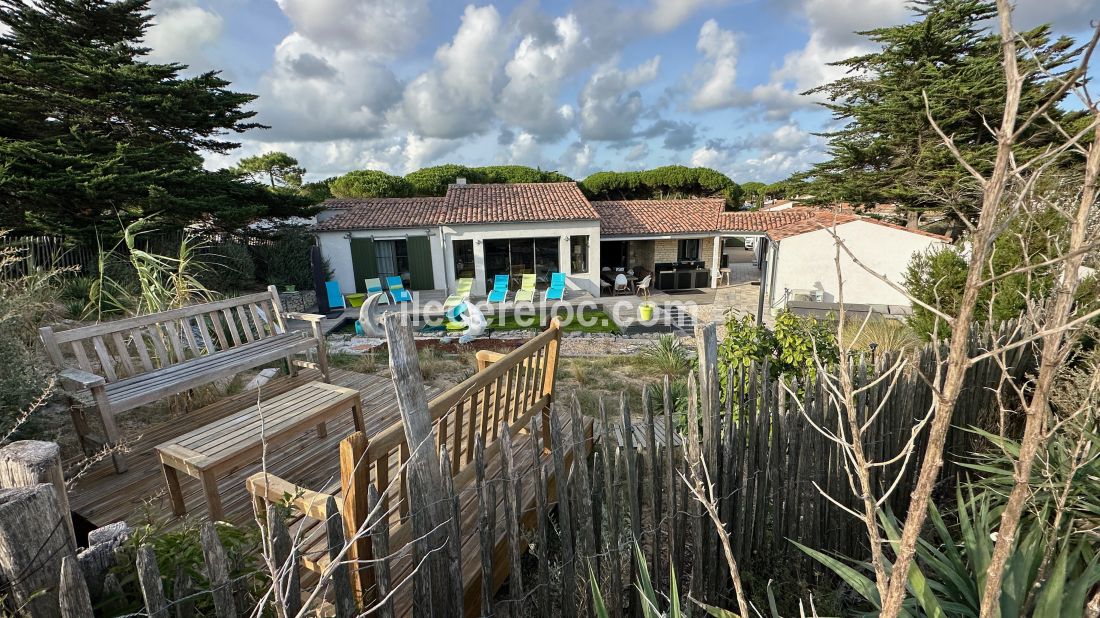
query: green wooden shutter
[
  {"left": 350, "top": 238, "right": 377, "bottom": 293},
  {"left": 406, "top": 236, "right": 434, "bottom": 291}
]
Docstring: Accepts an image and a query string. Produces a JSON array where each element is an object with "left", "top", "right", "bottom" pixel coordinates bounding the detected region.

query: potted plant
[
  {"left": 284, "top": 284, "right": 297, "bottom": 293},
  {"left": 638, "top": 287, "right": 654, "bottom": 321}
]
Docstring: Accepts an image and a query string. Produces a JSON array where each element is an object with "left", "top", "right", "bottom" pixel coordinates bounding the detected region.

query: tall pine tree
[
  {"left": 0, "top": 0, "right": 310, "bottom": 242},
  {"left": 799, "top": 0, "right": 1081, "bottom": 228}
]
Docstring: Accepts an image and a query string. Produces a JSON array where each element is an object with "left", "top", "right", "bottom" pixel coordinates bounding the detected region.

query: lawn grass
[{"left": 486, "top": 309, "right": 620, "bottom": 334}]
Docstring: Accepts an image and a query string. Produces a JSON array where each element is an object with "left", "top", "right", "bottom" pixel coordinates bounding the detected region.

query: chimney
[{"left": 456, "top": 177, "right": 467, "bottom": 185}]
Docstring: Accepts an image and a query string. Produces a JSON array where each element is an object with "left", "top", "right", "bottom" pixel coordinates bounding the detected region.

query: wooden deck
[{"left": 67, "top": 368, "right": 432, "bottom": 529}]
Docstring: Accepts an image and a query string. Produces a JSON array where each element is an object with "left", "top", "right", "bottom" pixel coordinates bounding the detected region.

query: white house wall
[
  {"left": 443, "top": 220, "right": 601, "bottom": 295},
  {"left": 316, "top": 227, "right": 446, "bottom": 293},
  {"left": 771, "top": 220, "right": 946, "bottom": 308}
]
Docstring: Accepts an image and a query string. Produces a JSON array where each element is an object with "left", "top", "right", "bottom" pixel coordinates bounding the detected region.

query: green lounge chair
[
  {"left": 487, "top": 274, "right": 510, "bottom": 303},
  {"left": 364, "top": 277, "right": 389, "bottom": 304},
  {"left": 444, "top": 278, "right": 474, "bottom": 310},
  {"left": 514, "top": 273, "right": 536, "bottom": 302}
]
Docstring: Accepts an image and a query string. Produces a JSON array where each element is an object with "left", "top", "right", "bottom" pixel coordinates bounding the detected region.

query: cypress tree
[
  {"left": 0, "top": 0, "right": 310, "bottom": 242},
  {"left": 799, "top": 0, "right": 1082, "bottom": 226}
]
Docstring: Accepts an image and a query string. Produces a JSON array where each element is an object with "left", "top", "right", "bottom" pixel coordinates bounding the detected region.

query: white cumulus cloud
[
  {"left": 690, "top": 19, "right": 741, "bottom": 110},
  {"left": 399, "top": 5, "right": 512, "bottom": 139},
  {"left": 579, "top": 56, "right": 661, "bottom": 141},
  {"left": 274, "top": 0, "right": 428, "bottom": 56},
  {"left": 144, "top": 0, "right": 223, "bottom": 69}
]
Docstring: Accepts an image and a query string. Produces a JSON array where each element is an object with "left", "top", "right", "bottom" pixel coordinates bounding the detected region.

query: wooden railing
[{"left": 248, "top": 318, "right": 563, "bottom": 604}]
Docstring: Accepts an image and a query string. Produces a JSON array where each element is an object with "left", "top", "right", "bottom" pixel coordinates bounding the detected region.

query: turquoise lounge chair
[
  {"left": 386, "top": 276, "right": 412, "bottom": 303},
  {"left": 545, "top": 272, "right": 566, "bottom": 300},
  {"left": 487, "top": 274, "right": 510, "bottom": 303},
  {"left": 325, "top": 280, "right": 347, "bottom": 309}
]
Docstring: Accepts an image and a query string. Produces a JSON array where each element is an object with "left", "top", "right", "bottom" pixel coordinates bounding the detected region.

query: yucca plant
[
  {"left": 840, "top": 318, "right": 921, "bottom": 355},
  {"left": 638, "top": 334, "right": 693, "bottom": 377}
]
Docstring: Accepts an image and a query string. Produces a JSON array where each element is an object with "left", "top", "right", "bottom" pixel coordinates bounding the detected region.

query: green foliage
[
  {"left": 581, "top": 166, "right": 742, "bottom": 206},
  {"left": 740, "top": 181, "right": 767, "bottom": 196},
  {"left": 197, "top": 242, "right": 255, "bottom": 293},
  {"left": 799, "top": 0, "right": 1081, "bottom": 223},
  {"left": 718, "top": 311, "right": 838, "bottom": 389},
  {"left": 106, "top": 519, "right": 268, "bottom": 617},
  {"left": 637, "top": 334, "right": 693, "bottom": 377},
  {"left": 403, "top": 164, "right": 573, "bottom": 196},
  {"left": 903, "top": 209, "right": 1094, "bottom": 340},
  {"left": 840, "top": 318, "right": 921, "bottom": 354},
  {"left": 233, "top": 151, "right": 304, "bottom": 189},
  {"left": 0, "top": 234, "right": 62, "bottom": 427},
  {"left": 298, "top": 179, "right": 334, "bottom": 203},
  {"left": 328, "top": 170, "right": 413, "bottom": 198},
  {"left": 254, "top": 227, "right": 323, "bottom": 290},
  {"left": 801, "top": 426, "right": 1100, "bottom": 617},
  {"left": 89, "top": 219, "right": 215, "bottom": 318},
  {"left": 0, "top": 0, "right": 313, "bottom": 242}
]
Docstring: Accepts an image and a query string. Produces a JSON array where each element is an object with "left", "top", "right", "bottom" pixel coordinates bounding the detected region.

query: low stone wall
[{"left": 278, "top": 290, "right": 315, "bottom": 314}]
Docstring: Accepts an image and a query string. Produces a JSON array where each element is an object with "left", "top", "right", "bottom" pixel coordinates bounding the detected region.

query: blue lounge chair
[
  {"left": 545, "top": 272, "right": 566, "bottom": 300},
  {"left": 325, "top": 280, "right": 347, "bottom": 309},
  {"left": 386, "top": 276, "right": 412, "bottom": 303},
  {"left": 487, "top": 274, "right": 510, "bottom": 303}
]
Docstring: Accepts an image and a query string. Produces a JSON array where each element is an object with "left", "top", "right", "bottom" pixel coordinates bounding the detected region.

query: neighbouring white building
[{"left": 312, "top": 181, "right": 950, "bottom": 312}]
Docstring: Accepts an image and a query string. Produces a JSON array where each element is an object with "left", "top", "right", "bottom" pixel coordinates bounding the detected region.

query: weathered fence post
[
  {"left": 137, "top": 544, "right": 168, "bottom": 618},
  {"left": 367, "top": 484, "right": 394, "bottom": 618},
  {"left": 598, "top": 398, "right": 622, "bottom": 618},
  {"left": 439, "top": 445, "right": 464, "bottom": 614},
  {"left": 266, "top": 503, "right": 301, "bottom": 618},
  {"left": 339, "top": 432, "right": 372, "bottom": 601},
  {"left": 200, "top": 521, "right": 238, "bottom": 618},
  {"left": 381, "top": 311, "right": 456, "bottom": 618},
  {"left": 549, "top": 404, "right": 577, "bottom": 618},
  {"left": 474, "top": 435, "right": 496, "bottom": 618},
  {"left": 325, "top": 495, "right": 357, "bottom": 618},
  {"left": 499, "top": 422, "right": 524, "bottom": 616},
  {"left": 58, "top": 555, "right": 94, "bottom": 618},
  {"left": 0, "top": 440, "right": 76, "bottom": 547},
  {"left": 0, "top": 483, "right": 75, "bottom": 615}
]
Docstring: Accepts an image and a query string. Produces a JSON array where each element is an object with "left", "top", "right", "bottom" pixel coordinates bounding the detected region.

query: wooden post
[
  {"left": 598, "top": 398, "right": 622, "bottom": 618},
  {"left": 474, "top": 435, "right": 495, "bottom": 618},
  {"left": 136, "top": 544, "right": 168, "bottom": 618},
  {"left": 0, "top": 484, "right": 74, "bottom": 616},
  {"left": 549, "top": 405, "right": 577, "bottom": 618},
  {"left": 538, "top": 319, "right": 562, "bottom": 449},
  {"left": 367, "top": 485, "right": 394, "bottom": 618},
  {"left": 381, "top": 312, "right": 455, "bottom": 618},
  {"left": 266, "top": 503, "right": 301, "bottom": 618},
  {"left": 439, "top": 446, "right": 464, "bottom": 614},
  {"left": 325, "top": 495, "right": 357, "bottom": 618},
  {"left": 58, "top": 555, "right": 94, "bottom": 618},
  {"left": 694, "top": 323, "right": 721, "bottom": 600},
  {"left": 200, "top": 522, "right": 238, "bottom": 618},
  {"left": 620, "top": 391, "right": 642, "bottom": 618},
  {"left": 339, "top": 432, "right": 372, "bottom": 602},
  {"left": 499, "top": 423, "right": 524, "bottom": 615},
  {"left": 0, "top": 440, "right": 76, "bottom": 547},
  {"left": 529, "top": 420, "right": 551, "bottom": 615},
  {"left": 568, "top": 397, "right": 595, "bottom": 615}
]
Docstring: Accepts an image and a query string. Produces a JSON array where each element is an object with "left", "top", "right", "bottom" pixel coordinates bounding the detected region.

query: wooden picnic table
[{"left": 155, "top": 381, "right": 363, "bottom": 520}]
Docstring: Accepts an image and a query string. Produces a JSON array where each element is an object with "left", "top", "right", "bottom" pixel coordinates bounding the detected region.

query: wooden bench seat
[
  {"left": 103, "top": 333, "right": 318, "bottom": 410},
  {"left": 40, "top": 286, "right": 329, "bottom": 473}
]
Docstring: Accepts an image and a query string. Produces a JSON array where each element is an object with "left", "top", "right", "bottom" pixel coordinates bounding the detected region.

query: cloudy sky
[{"left": 146, "top": 0, "right": 1099, "bottom": 184}]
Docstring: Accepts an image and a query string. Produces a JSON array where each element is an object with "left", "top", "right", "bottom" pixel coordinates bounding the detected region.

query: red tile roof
[
  {"left": 765, "top": 209, "right": 951, "bottom": 241},
  {"left": 313, "top": 197, "right": 446, "bottom": 231},
  {"left": 716, "top": 208, "right": 818, "bottom": 233},
  {"left": 442, "top": 182, "right": 598, "bottom": 224},
  {"left": 592, "top": 199, "right": 726, "bottom": 236}
]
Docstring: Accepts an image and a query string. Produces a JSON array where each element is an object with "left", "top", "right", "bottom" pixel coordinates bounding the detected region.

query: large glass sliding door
[{"left": 481, "top": 237, "right": 560, "bottom": 291}]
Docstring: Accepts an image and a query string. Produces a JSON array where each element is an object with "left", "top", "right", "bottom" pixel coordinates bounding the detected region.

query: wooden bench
[
  {"left": 39, "top": 285, "right": 329, "bottom": 473},
  {"left": 156, "top": 381, "right": 362, "bottom": 521},
  {"left": 246, "top": 319, "right": 584, "bottom": 615}
]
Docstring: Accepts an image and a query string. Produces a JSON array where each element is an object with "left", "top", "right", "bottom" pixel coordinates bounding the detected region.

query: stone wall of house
[
  {"left": 653, "top": 237, "right": 715, "bottom": 265},
  {"left": 654, "top": 240, "right": 679, "bottom": 263},
  {"left": 627, "top": 240, "right": 655, "bottom": 270}
]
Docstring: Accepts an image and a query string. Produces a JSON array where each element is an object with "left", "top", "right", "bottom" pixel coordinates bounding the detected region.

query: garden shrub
[
  {"left": 718, "top": 310, "right": 838, "bottom": 392},
  {"left": 254, "top": 228, "right": 324, "bottom": 290},
  {"left": 198, "top": 242, "right": 256, "bottom": 293},
  {"left": 105, "top": 519, "right": 268, "bottom": 616},
  {"left": 580, "top": 165, "right": 743, "bottom": 206}
]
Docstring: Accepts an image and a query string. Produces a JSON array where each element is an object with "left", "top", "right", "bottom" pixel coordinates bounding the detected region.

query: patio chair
[
  {"left": 545, "top": 272, "right": 566, "bottom": 300},
  {"left": 635, "top": 275, "right": 652, "bottom": 296},
  {"left": 487, "top": 274, "right": 510, "bottom": 303},
  {"left": 325, "top": 280, "right": 347, "bottom": 310},
  {"left": 386, "top": 275, "right": 412, "bottom": 303},
  {"left": 514, "top": 273, "right": 537, "bottom": 302},
  {"left": 444, "top": 277, "right": 474, "bottom": 310},
  {"left": 364, "top": 277, "right": 389, "bottom": 304},
  {"left": 613, "top": 273, "right": 630, "bottom": 295}
]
